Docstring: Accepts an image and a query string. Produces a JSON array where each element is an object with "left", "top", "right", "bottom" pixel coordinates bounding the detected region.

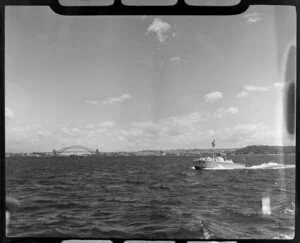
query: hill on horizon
[{"left": 234, "top": 145, "right": 295, "bottom": 154}]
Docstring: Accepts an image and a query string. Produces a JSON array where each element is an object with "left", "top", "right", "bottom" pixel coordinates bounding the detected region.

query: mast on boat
[{"left": 212, "top": 139, "right": 216, "bottom": 160}]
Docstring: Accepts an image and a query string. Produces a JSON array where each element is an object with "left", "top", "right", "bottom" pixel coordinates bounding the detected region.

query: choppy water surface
[{"left": 6, "top": 155, "right": 295, "bottom": 239}]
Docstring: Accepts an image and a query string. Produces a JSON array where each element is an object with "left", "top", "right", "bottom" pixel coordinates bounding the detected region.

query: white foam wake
[
  {"left": 205, "top": 165, "right": 240, "bottom": 170},
  {"left": 273, "top": 233, "right": 295, "bottom": 239},
  {"left": 247, "top": 162, "right": 295, "bottom": 170}
]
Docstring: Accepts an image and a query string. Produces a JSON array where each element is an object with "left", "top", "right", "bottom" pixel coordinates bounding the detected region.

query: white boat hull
[{"left": 193, "top": 160, "right": 245, "bottom": 170}]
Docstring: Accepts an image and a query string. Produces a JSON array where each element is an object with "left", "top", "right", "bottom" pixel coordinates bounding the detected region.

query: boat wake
[
  {"left": 273, "top": 233, "right": 295, "bottom": 239},
  {"left": 192, "top": 162, "right": 295, "bottom": 170},
  {"left": 247, "top": 162, "right": 295, "bottom": 170}
]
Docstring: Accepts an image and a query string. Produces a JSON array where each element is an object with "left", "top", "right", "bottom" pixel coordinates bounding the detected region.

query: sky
[{"left": 5, "top": 5, "right": 296, "bottom": 152}]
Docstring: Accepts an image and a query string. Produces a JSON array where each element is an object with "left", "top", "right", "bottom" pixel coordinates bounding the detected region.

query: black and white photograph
[{"left": 5, "top": 2, "right": 296, "bottom": 239}]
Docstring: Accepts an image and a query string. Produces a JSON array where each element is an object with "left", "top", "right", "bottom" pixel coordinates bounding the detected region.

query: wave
[
  {"left": 247, "top": 162, "right": 295, "bottom": 170},
  {"left": 112, "top": 197, "right": 139, "bottom": 203},
  {"left": 284, "top": 202, "right": 295, "bottom": 215},
  {"left": 273, "top": 233, "right": 294, "bottom": 239},
  {"left": 149, "top": 183, "right": 173, "bottom": 191},
  {"left": 124, "top": 180, "right": 145, "bottom": 185},
  {"left": 193, "top": 162, "right": 295, "bottom": 171},
  {"left": 284, "top": 208, "right": 295, "bottom": 215}
]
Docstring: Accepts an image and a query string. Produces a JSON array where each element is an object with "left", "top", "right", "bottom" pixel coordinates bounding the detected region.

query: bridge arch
[{"left": 55, "top": 145, "right": 97, "bottom": 155}]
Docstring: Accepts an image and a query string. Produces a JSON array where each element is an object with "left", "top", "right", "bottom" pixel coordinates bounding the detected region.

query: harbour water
[{"left": 6, "top": 154, "right": 295, "bottom": 239}]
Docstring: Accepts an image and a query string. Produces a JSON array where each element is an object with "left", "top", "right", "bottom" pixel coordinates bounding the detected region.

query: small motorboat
[{"left": 193, "top": 140, "right": 245, "bottom": 170}]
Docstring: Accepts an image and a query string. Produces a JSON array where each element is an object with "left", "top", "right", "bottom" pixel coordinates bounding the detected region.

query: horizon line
[{"left": 5, "top": 144, "right": 296, "bottom": 154}]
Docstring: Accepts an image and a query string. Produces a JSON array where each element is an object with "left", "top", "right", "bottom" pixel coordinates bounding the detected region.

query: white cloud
[
  {"left": 102, "top": 94, "right": 131, "bottom": 105},
  {"left": 236, "top": 84, "right": 268, "bottom": 98},
  {"left": 234, "top": 123, "right": 263, "bottom": 130},
  {"left": 6, "top": 125, "right": 55, "bottom": 151},
  {"left": 6, "top": 111, "right": 291, "bottom": 152},
  {"left": 160, "top": 112, "right": 210, "bottom": 128},
  {"left": 60, "top": 127, "right": 81, "bottom": 136},
  {"left": 7, "top": 125, "right": 40, "bottom": 136},
  {"left": 172, "top": 32, "right": 178, "bottom": 38},
  {"left": 146, "top": 18, "right": 171, "bottom": 42},
  {"left": 37, "top": 130, "right": 51, "bottom": 137},
  {"left": 227, "top": 107, "right": 239, "bottom": 114},
  {"left": 5, "top": 107, "right": 15, "bottom": 119},
  {"left": 217, "top": 123, "right": 292, "bottom": 147},
  {"left": 120, "top": 128, "right": 143, "bottom": 138},
  {"left": 121, "top": 107, "right": 240, "bottom": 149},
  {"left": 120, "top": 113, "right": 207, "bottom": 148},
  {"left": 97, "top": 121, "right": 115, "bottom": 128},
  {"left": 131, "top": 121, "right": 160, "bottom": 129},
  {"left": 220, "top": 123, "right": 266, "bottom": 144},
  {"left": 170, "top": 56, "right": 180, "bottom": 62},
  {"left": 84, "top": 100, "right": 99, "bottom": 105},
  {"left": 243, "top": 12, "right": 263, "bottom": 24},
  {"left": 247, "top": 16, "right": 262, "bottom": 23},
  {"left": 245, "top": 85, "right": 268, "bottom": 92},
  {"left": 273, "top": 82, "right": 285, "bottom": 89},
  {"left": 86, "top": 124, "right": 95, "bottom": 129},
  {"left": 204, "top": 91, "right": 223, "bottom": 103},
  {"left": 237, "top": 91, "right": 248, "bottom": 98},
  {"left": 214, "top": 107, "right": 239, "bottom": 118}
]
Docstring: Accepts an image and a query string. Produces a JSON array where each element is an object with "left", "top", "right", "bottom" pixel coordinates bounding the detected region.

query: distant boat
[{"left": 193, "top": 140, "right": 245, "bottom": 170}]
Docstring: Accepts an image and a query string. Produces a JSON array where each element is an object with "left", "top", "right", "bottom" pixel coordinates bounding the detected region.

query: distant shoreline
[{"left": 5, "top": 145, "right": 295, "bottom": 157}]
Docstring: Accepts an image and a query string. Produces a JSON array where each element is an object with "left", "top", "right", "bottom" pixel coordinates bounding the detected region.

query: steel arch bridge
[{"left": 55, "top": 145, "right": 96, "bottom": 155}]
